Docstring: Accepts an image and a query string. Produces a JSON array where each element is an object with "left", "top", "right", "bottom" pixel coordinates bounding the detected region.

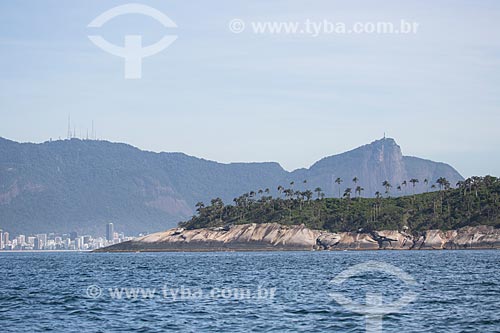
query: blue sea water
[{"left": 0, "top": 250, "right": 499, "bottom": 332}]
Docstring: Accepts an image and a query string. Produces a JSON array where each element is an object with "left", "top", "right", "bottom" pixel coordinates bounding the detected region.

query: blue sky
[{"left": 1, "top": 0, "right": 499, "bottom": 177}]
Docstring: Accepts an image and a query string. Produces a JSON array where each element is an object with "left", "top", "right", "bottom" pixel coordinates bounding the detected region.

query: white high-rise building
[
  {"left": 75, "top": 237, "right": 82, "bottom": 250},
  {"left": 27, "top": 236, "right": 36, "bottom": 245},
  {"left": 106, "top": 223, "right": 114, "bottom": 241},
  {"left": 36, "top": 234, "right": 48, "bottom": 249}
]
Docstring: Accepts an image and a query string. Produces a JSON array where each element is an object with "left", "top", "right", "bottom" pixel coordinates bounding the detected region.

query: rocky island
[{"left": 97, "top": 175, "right": 500, "bottom": 252}]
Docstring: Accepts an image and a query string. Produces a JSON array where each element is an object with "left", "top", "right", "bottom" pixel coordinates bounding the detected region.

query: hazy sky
[{"left": 1, "top": 0, "right": 499, "bottom": 177}]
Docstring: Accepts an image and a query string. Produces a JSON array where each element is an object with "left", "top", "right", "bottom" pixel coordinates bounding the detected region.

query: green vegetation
[{"left": 180, "top": 176, "right": 500, "bottom": 233}]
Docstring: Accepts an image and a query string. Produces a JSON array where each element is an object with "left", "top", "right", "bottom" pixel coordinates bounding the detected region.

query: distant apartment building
[
  {"left": 36, "top": 234, "right": 48, "bottom": 249},
  {"left": 106, "top": 223, "right": 114, "bottom": 241},
  {"left": 83, "top": 235, "right": 91, "bottom": 244},
  {"left": 34, "top": 237, "right": 41, "bottom": 250},
  {"left": 4, "top": 232, "right": 9, "bottom": 248}
]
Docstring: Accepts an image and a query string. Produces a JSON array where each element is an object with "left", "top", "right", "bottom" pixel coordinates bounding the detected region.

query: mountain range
[{"left": 0, "top": 137, "right": 463, "bottom": 235}]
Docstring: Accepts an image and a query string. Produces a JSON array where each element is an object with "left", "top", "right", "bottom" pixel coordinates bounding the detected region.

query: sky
[{"left": 0, "top": 0, "right": 499, "bottom": 177}]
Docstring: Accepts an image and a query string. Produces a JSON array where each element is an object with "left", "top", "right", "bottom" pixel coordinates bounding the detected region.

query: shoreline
[
  {"left": 94, "top": 247, "right": 500, "bottom": 253},
  {"left": 0, "top": 250, "right": 91, "bottom": 253},
  {"left": 94, "top": 223, "right": 500, "bottom": 253}
]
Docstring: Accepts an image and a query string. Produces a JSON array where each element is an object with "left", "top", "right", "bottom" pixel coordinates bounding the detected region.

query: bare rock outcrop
[
  {"left": 418, "top": 225, "right": 500, "bottom": 250},
  {"left": 101, "top": 223, "right": 321, "bottom": 252},
  {"left": 375, "top": 230, "right": 414, "bottom": 249},
  {"left": 316, "top": 232, "right": 379, "bottom": 250},
  {"left": 445, "top": 225, "right": 500, "bottom": 249},
  {"left": 95, "top": 223, "right": 500, "bottom": 252}
]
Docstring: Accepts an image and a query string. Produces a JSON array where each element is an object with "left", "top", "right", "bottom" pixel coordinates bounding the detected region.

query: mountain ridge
[{"left": 0, "top": 136, "right": 463, "bottom": 235}]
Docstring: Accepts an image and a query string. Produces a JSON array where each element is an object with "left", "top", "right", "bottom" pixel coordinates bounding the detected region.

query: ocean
[{"left": 0, "top": 250, "right": 499, "bottom": 332}]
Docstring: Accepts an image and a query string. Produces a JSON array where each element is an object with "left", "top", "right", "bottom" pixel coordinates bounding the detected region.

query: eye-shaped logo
[
  {"left": 88, "top": 3, "right": 178, "bottom": 79},
  {"left": 330, "top": 261, "right": 418, "bottom": 333}
]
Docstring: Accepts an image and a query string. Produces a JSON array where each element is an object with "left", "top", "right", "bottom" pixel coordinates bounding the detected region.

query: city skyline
[{"left": 0, "top": 224, "right": 136, "bottom": 251}]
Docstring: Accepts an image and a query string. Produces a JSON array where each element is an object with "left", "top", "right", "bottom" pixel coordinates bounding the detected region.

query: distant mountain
[
  {"left": 0, "top": 137, "right": 463, "bottom": 235},
  {"left": 290, "top": 138, "right": 463, "bottom": 198}
]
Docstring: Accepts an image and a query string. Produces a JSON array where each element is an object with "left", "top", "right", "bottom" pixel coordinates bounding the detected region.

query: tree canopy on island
[{"left": 179, "top": 176, "right": 500, "bottom": 233}]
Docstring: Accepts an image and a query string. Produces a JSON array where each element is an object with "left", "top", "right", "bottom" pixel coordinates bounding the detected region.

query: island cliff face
[{"left": 95, "top": 223, "right": 500, "bottom": 252}]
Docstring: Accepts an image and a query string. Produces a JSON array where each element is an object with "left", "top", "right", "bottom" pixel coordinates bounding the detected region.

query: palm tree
[
  {"left": 355, "top": 186, "right": 364, "bottom": 198},
  {"left": 382, "top": 180, "right": 392, "bottom": 197},
  {"left": 210, "top": 198, "right": 224, "bottom": 223},
  {"left": 436, "top": 177, "right": 449, "bottom": 191},
  {"left": 195, "top": 201, "right": 205, "bottom": 213},
  {"left": 282, "top": 189, "right": 294, "bottom": 220},
  {"left": 435, "top": 177, "right": 449, "bottom": 215},
  {"left": 295, "top": 190, "right": 305, "bottom": 211},
  {"left": 343, "top": 188, "right": 352, "bottom": 199},
  {"left": 277, "top": 185, "right": 284, "bottom": 198},
  {"left": 409, "top": 178, "right": 419, "bottom": 195},
  {"left": 424, "top": 178, "right": 429, "bottom": 192},
  {"left": 314, "top": 187, "right": 322, "bottom": 200},
  {"left": 335, "top": 177, "right": 343, "bottom": 198},
  {"left": 352, "top": 177, "right": 359, "bottom": 185}
]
